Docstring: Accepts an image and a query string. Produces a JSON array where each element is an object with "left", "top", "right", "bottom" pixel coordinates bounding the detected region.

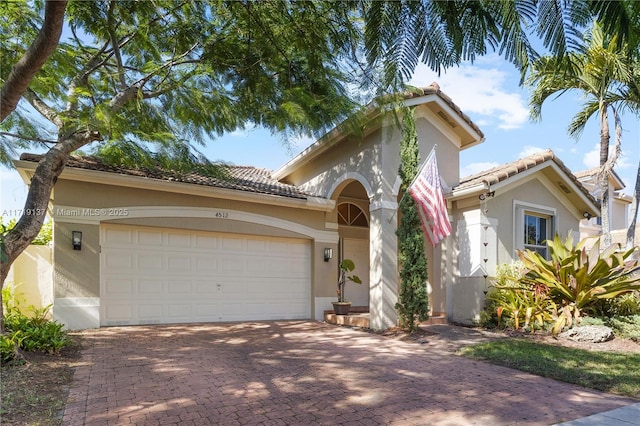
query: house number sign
[{"left": 214, "top": 211, "right": 229, "bottom": 218}]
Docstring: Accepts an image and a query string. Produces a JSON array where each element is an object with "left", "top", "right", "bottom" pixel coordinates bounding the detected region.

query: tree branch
[
  {"left": 0, "top": 132, "right": 58, "bottom": 144},
  {"left": 24, "top": 89, "right": 63, "bottom": 128},
  {"left": 0, "top": 0, "right": 67, "bottom": 122}
]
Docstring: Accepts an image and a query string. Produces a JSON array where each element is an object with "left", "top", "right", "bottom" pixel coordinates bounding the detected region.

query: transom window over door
[
  {"left": 524, "top": 213, "right": 550, "bottom": 257},
  {"left": 338, "top": 202, "right": 368, "bottom": 227}
]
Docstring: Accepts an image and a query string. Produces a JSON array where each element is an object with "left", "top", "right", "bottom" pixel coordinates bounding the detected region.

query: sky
[{"left": 1, "top": 53, "right": 639, "bottom": 221}]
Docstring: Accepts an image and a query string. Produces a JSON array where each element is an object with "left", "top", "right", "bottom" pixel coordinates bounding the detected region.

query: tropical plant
[
  {"left": 527, "top": 21, "right": 636, "bottom": 246},
  {"left": 336, "top": 258, "right": 362, "bottom": 304},
  {"left": 395, "top": 107, "right": 429, "bottom": 332},
  {"left": 2, "top": 283, "right": 70, "bottom": 357},
  {"left": 482, "top": 262, "right": 555, "bottom": 332},
  {"left": 517, "top": 233, "right": 640, "bottom": 334}
]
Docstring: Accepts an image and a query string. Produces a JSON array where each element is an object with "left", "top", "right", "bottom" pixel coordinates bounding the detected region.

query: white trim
[
  {"left": 53, "top": 297, "right": 100, "bottom": 330},
  {"left": 52, "top": 205, "right": 339, "bottom": 243},
  {"left": 326, "top": 172, "right": 374, "bottom": 200},
  {"left": 513, "top": 200, "right": 556, "bottom": 257}
]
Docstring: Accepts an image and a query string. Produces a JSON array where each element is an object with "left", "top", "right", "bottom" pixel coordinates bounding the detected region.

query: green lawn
[{"left": 460, "top": 339, "right": 640, "bottom": 399}]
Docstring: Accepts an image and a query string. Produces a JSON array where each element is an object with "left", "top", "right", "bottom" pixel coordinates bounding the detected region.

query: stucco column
[{"left": 369, "top": 202, "right": 398, "bottom": 330}]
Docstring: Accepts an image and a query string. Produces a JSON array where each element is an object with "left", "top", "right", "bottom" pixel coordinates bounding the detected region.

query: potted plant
[{"left": 332, "top": 258, "right": 362, "bottom": 315}]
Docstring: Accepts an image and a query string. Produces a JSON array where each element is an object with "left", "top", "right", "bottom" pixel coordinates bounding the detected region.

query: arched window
[{"left": 337, "top": 203, "right": 368, "bottom": 227}]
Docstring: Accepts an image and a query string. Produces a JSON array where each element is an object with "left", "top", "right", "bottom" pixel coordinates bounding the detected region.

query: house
[
  {"left": 575, "top": 167, "right": 633, "bottom": 242},
  {"left": 14, "top": 84, "right": 600, "bottom": 330}
]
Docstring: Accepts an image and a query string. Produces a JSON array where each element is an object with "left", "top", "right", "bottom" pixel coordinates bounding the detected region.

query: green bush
[
  {"left": 583, "top": 315, "right": 640, "bottom": 340},
  {"left": 594, "top": 292, "right": 640, "bottom": 317},
  {"left": 1, "top": 285, "right": 70, "bottom": 362},
  {"left": 518, "top": 234, "right": 640, "bottom": 334},
  {"left": 480, "top": 262, "right": 555, "bottom": 332}
]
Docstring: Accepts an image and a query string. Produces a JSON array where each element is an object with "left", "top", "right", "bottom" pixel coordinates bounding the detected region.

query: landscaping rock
[{"left": 560, "top": 325, "right": 614, "bottom": 343}]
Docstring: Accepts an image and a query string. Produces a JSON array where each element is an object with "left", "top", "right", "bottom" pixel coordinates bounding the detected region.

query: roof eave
[{"left": 14, "top": 160, "right": 335, "bottom": 212}]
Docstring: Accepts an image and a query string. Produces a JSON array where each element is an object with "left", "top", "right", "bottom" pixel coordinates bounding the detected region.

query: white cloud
[
  {"left": 518, "top": 145, "right": 547, "bottom": 158},
  {"left": 409, "top": 60, "right": 529, "bottom": 130},
  {"left": 461, "top": 161, "right": 499, "bottom": 177},
  {"left": 582, "top": 143, "right": 633, "bottom": 170},
  {"left": 229, "top": 122, "right": 258, "bottom": 137}
]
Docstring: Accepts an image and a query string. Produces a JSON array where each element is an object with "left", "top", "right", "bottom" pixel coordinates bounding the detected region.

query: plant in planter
[{"left": 332, "top": 258, "right": 362, "bottom": 315}]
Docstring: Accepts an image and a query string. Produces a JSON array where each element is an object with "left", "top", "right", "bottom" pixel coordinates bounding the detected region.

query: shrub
[
  {"left": 594, "top": 292, "right": 640, "bottom": 317},
  {"left": 481, "top": 262, "right": 555, "bottom": 332},
  {"left": 1, "top": 285, "right": 70, "bottom": 362},
  {"left": 517, "top": 234, "right": 640, "bottom": 334},
  {"left": 582, "top": 315, "right": 640, "bottom": 340}
]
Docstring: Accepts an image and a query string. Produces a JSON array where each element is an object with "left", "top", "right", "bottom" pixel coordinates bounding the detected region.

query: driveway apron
[{"left": 62, "top": 321, "right": 635, "bottom": 425}]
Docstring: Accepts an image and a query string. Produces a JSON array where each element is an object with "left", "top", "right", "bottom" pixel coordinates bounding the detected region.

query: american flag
[{"left": 408, "top": 150, "right": 452, "bottom": 246}]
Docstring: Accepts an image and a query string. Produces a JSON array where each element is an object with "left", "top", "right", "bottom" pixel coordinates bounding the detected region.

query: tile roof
[
  {"left": 19, "top": 153, "right": 311, "bottom": 200},
  {"left": 455, "top": 149, "right": 597, "bottom": 204}
]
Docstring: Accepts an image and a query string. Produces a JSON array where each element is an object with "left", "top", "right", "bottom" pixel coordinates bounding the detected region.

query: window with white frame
[
  {"left": 524, "top": 213, "right": 551, "bottom": 257},
  {"left": 515, "top": 202, "right": 555, "bottom": 259}
]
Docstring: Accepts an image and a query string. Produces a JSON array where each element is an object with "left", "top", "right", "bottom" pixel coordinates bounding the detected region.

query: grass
[{"left": 460, "top": 338, "right": 640, "bottom": 399}]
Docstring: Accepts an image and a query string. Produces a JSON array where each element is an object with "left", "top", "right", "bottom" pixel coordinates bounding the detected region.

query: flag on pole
[{"left": 408, "top": 149, "right": 452, "bottom": 246}]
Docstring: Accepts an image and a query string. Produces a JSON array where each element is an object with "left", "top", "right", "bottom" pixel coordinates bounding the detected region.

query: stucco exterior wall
[
  {"left": 53, "top": 180, "right": 327, "bottom": 232},
  {"left": 6, "top": 245, "right": 53, "bottom": 312}
]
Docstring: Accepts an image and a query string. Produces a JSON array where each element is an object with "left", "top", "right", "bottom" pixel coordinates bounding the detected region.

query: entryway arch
[{"left": 331, "top": 181, "right": 370, "bottom": 308}]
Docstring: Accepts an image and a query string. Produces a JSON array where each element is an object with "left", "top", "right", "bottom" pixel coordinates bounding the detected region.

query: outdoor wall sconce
[
  {"left": 72, "top": 231, "right": 82, "bottom": 250},
  {"left": 324, "top": 247, "right": 333, "bottom": 262}
]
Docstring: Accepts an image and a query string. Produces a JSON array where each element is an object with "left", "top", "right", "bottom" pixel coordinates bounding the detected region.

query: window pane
[{"left": 538, "top": 217, "right": 546, "bottom": 245}]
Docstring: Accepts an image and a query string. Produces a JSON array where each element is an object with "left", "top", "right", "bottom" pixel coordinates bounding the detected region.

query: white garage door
[{"left": 100, "top": 224, "right": 311, "bottom": 326}]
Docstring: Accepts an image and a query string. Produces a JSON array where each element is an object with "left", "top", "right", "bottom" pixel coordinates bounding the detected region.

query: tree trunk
[
  {"left": 627, "top": 161, "right": 640, "bottom": 249},
  {"left": 599, "top": 102, "right": 612, "bottom": 247},
  {"left": 0, "top": 0, "right": 67, "bottom": 122},
  {"left": 0, "top": 130, "right": 99, "bottom": 333}
]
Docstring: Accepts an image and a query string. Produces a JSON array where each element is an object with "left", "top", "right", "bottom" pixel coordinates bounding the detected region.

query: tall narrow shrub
[{"left": 395, "top": 108, "right": 430, "bottom": 331}]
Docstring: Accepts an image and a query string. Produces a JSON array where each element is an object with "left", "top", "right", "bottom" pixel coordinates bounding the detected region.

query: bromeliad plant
[
  {"left": 486, "top": 262, "right": 555, "bottom": 332},
  {"left": 517, "top": 233, "right": 640, "bottom": 334}
]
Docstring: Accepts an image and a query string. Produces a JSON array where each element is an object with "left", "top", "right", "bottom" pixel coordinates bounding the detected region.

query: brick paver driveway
[{"left": 63, "top": 321, "right": 635, "bottom": 425}]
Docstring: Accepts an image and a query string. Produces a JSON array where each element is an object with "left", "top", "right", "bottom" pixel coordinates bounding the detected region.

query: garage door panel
[
  {"left": 104, "top": 278, "right": 132, "bottom": 295},
  {"left": 195, "top": 235, "right": 220, "bottom": 249},
  {"left": 138, "top": 254, "right": 162, "bottom": 270},
  {"left": 138, "top": 279, "right": 162, "bottom": 295},
  {"left": 104, "top": 303, "right": 133, "bottom": 322},
  {"left": 101, "top": 225, "right": 310, "bottom": 326},
  {"left": 195, "top": 257, "right": 219, "bottom": 273},
  {"left": 139, "top": 304, "right": 163, "bottom": 319},
  {"left": 168, "top": 256, "right": 191, "bottom": 272},
  {"left": 138, "top": 230, "right": 162, "bottom": 246},
  {"left": 104, "top": 228, "right": 133, "bottom": 245},
  {"left": 222, "top": 238, "right": 243, "bottom": 251},
  {"left": 104, "top": 253, "right": 133, "bottom": 269}
]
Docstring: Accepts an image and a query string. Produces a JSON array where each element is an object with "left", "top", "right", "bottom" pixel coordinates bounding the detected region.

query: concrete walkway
[{"left": 62, "top": 321, "right": 637, "bottom": 425}]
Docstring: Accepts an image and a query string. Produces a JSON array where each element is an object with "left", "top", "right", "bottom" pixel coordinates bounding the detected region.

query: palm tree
[{"left": 526, "top": 22, "right": 634, "bottom": 246}]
